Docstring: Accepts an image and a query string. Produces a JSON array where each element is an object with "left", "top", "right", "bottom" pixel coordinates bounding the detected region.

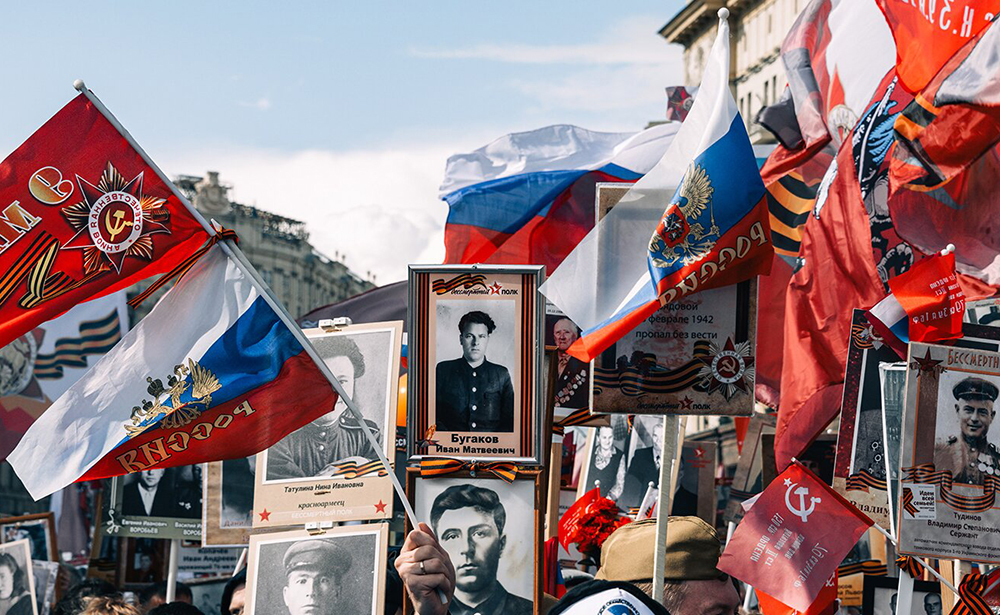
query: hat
[
  {"left": 547, "top": 580, "right": 671, "bottom": 615},
  {"left": 595, "top": 517, "right": 722, "bottom": 582},
  {"left": 282, "top": 539, "right": 351, "bottom": 577},
  {"left": 953, "top": 377, "right": 1000, "bottom": 403}
]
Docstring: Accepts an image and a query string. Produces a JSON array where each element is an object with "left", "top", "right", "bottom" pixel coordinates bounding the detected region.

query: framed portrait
[
  {"left": 544, "top": 304, "right": 603, "bottom": 427},
  {"left": 246, "top": 525, "right": 388, "bottom": 615},
  {"left": 406, "top": 468, "right": 542, "bottom": 615},
  {"left": 0, "top": 540, "right": 37, "bottom": 615},
  {"left": 103, "top": 465, "right": 202, "bottom": 540},
  {"left": 188, "top": 577, "right": 230, "bottom": 615},
  {"left": 407, "top": 265, "right": 544, "bottom": 465},
  {"left": 30, "top": 560, "right": 57, "bottom": 615},
  {"left": 861, "top": 575, "right": 940, "bottom": 615},
  {"left": 833, "top": 310, "right": 1000, "bottom": 531},
  {"left": 898, "top": 342, "right": 1000, "bottom": 563},
  {"left": 119, "top": 537, "right": 170, "bottom": 587},
  {"left": 0, "top": 513, "right": 57, "bottom": 562},
  {"left": 965, "top": 297, "right": 1000, "bottom": 327},
  {"left": 202, "top": 457, "right": 254, "bottom": 546},
  {"left": 761, "top": 433, "right": 836, "bottom": 488},
  {"left": 723, "top": 413, "right": 775, "bottom": 524},
  {"left": 254, "top": 322, "right": 401, "bottom": 527},
  {"left": 576, "top": 419, "right": 631, "bottom": 505}
]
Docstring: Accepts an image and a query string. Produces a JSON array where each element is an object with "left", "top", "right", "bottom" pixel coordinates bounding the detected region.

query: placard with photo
[
  {"left": 407, "top": 468, "right": 542, "bottom": 615},
  {"left": 861, "top": 575, "right": 940, "bottom": 615},
  {"left": 898, "top": 342, "right": 1000, "bottom": 563},
  {"left": 246, "top": 525, "right": 387, "bottom": 615},
  {"left": 119, "top": 537, "right": 170, "bottom": 587},
  {"left": 30, "top": 560, "right": 57, "bottom": 615},
  {"left": 253, "top": 322, "right": 401, "bottom": 527},
  {"left": 188, "top": 577, "right": 229, "bottom": 615},
  {"left": 0, "top": 513, "right": 57, "bottom": 562},
  {"left": 103, "top": 465, "right": 202, "bottom": 540},
  {"left": 833, "top": 310, "right": 1000, "bottom": 531},
  {"left": 0, "top": 539, "right": 37, "bottom": 615},
  {"left": 544, "top": 304, "right": 604, "bottom": 427},
  {"left": 408, "top": 266, "right": 544, "bottom": 465},
  {"left": 202, "top": 457, "right": 254, "bottom": 546},
  {"left": 965, "top": 297, "right": 1000, "bottom": 327},
  {"left": 723, "top": 413, "right": 776, "bottom": 524}
]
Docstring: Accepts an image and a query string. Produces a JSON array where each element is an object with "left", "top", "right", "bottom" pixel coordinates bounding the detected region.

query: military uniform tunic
[
  {"left": 933, "top": 435, "right": 1000, "bottom": 486},
  {"left": 435, "top": 358, "right": 514, "bottom": 432}
]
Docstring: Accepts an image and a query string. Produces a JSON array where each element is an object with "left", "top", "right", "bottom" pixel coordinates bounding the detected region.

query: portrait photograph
[
  {"left": 29, "top": 561, "right": 57, "bottom": 615},
  {"left": 263, "top": 323, "right": 400, "bottom": 483},
  {"left": 107, "top": 465, "right": 202, "bottom": 540},
  {"left": 931, "top": 369, "right": 1000, "bottom": 487},
  {"left": 0, "top": 513, "right": 57, "bottom": 562},
  {"left": 577, "top": 418, "right": 631, "bottom": 505},
  {"left": 544, "top": 305, "right": 591, "bottom": 419},
  {"left": 188, "top": 577, "right": 228, "bottom": 615},
  {"left": 253, "top": 321, "right": 400, "bottom": 527},
  {"left": 0, "top": 540, "right": 37, "bottom": 615},
  {"left": 408, "top": 265, "right": 544, "bottom": 464},
  {"left": 861, "top": 576, "right": 940, "bottom": 615},
  {"left": 724, "top": 413, "right": 775, "bottom": 524},
  {"left": 408, "top": 469, "right": 540, "bottom": 615},
  {"left": 247, "top": 525, "right": 387, "bottom": 615},
  {"left": 120, "top": 538, "right": 168, "bottom": 586},
  {"left": 202, "top": 457, "right": 256, "bottom": 546}
]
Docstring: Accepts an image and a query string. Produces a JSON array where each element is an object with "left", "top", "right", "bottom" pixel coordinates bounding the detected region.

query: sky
[{"left": 0, "top": 2, "right": 685, "bottom": 285}]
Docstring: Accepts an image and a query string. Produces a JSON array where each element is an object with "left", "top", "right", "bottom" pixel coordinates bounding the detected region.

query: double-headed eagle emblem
[
  {"left": 648, "top": 163, "right": 719, "bottom": 269},
  {"left": 125, "top": 359, "right": 221, "bottom": 437}
]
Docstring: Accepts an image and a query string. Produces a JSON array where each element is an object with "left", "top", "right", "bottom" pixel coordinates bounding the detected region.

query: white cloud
[
  {"left": 238, "top": 97, "right": 272, "bottom": 111},
  {"left": 160, "top": 144, "right": 457, "bottom": 286}
]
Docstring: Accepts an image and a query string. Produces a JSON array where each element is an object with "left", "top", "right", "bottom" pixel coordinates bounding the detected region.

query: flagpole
[
  {"left": 870, "top": 524, "right": 958, "bottom": 595},
  {"left": 652, "top": 414, "right": 679, "bottom": 602},
  {"left": 71, "top": 80, "right": 421, "bottom": 530},
  {"left": 166, "top": 538, "right": 179, "bottom": 602}
]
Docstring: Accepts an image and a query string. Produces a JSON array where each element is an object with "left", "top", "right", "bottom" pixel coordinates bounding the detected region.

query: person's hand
[{"left": 395, "top": 522, "right": 455, "bottom": 615}]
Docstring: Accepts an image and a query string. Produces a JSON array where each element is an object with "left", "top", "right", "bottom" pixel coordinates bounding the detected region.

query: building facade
[{"left": 660, "top": 0, "right": 805, "bottom": 143}]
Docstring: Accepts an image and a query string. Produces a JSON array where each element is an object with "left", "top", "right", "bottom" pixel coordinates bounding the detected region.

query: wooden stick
[{"left": 652, "top": 415, "right": 680, "bottom": 602}]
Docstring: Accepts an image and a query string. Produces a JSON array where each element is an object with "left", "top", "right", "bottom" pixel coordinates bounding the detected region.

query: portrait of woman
[
  {"left": 584, "top": 426, "right": 625, "bottom": 501},
  {"left": 0, "top": 550, "right": 34, "bottom": 615}
]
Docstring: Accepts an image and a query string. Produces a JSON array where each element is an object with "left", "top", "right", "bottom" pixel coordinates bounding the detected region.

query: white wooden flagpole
[
  {"left": 870, "top": 523, "right": 958, "bottom": 596},
  {"left": 652, "top": 414, "right": 680, "bottom": 602},
  {"left": 166, "top": 538, "right": 179, "bottom": 602}
]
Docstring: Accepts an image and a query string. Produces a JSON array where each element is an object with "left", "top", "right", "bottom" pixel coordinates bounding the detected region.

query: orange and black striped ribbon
[
  {"left": 420, "top": 457, "right": 518, "bottom": 483},
  {"left": 895, "top": 556, "right": 923, "bottom": 580},
  {"left": 431, "top": 273, "right": 487, "bottom": 295},
  {"left": 325, "top": 459, "right": 388, "bottom": 479},
  {"left": 128, "top": 228, "right": 239, "bottom": 308},
  {"left": 552, "top": 408, "right": 604, "bottom": 436},
  {"left": 846, "top": 469, "right": 888, "bottom": 492},
  {"left": 837, "top": 560, "right": 889, "bottom": 577},
  {"left": 951, "top": 572, "right": 991, "bottom": 615},
  {"left": 903, "top": 464, "right": 1000, "bottom": 514},
  {"left": 902, "top": 487, "right": 920, "bottom": 516}
]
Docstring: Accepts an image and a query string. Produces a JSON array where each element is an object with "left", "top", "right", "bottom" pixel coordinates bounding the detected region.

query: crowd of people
[{"left": 50, "top": 514, "right": 735, "bottom": 615}]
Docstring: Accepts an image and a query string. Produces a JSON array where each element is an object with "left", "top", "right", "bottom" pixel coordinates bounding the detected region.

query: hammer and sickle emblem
[
  {"left": 785, "top": 482, "right": 821, "bottom": 523},
  {"left": 105, "top": 208, "right": 134, "bottom": 242},
  {"left": 719, "top": 355, "right": 738, "bottom": 375}
]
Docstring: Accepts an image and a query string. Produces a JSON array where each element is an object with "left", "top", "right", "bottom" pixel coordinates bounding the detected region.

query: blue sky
[{"left": 1, "top": 2, "right": 685, "bottom": 283}]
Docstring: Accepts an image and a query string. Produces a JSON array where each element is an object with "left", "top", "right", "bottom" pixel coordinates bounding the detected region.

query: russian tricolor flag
[
  {"left": 9, "top": 246, "right": 337, "bottom": 499},
  {"left": 541, "top": 8, "right": 772, "bottom": 362},
  {"left": 441, "top": 123, "right": 680, "bottom": 273}
]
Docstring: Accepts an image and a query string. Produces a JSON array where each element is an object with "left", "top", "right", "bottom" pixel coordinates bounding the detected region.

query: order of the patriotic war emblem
[
  {"left": 649, "top": 163, "right": 720, "bottom": 269},
  {"left": 125, "top": 359, "right": 221, "bottom": 437},
  {"left": 698, "top": 337, "right": 754, "bottom": 401},
  {"left": 61, "top": 162, "right": 172, "bottom": 274}
]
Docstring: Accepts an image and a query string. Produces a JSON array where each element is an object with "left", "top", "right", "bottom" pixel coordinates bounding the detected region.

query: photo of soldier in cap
[
  {"left": 249, "top": 528, "right": 383, "bottom": 615},
  {"left": 434, "top": 301, "right": 517, "bottom": 433},
  {"left": 934, "top": 375, "right": 1000, "bottom": 486},
  {"left": 414, "top": 476, "right": 535, "bottom": 615}
]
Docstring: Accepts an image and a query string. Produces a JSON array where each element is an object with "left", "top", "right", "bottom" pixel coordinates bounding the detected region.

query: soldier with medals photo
[
  {"left": 551, "top": 317, "right": 588, "bottom": 410},
  {"left": 933, "top": 376, "right": 1000, "bottom": 485}
]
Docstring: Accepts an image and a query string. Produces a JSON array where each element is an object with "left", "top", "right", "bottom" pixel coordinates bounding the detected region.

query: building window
[
  {"left": 764, "top": 81, "right": 769, "bottom": 107},
  {"left": 768, "top": 12, "right": 773, "bottom": 34},
  {"left": 773, "top": 76, "right": 778, "bottom": 101}
]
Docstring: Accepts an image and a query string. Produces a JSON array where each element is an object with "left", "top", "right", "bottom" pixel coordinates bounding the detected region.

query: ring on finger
[{"left": 419, "top": 560, "right": 426, "bottom": 574}]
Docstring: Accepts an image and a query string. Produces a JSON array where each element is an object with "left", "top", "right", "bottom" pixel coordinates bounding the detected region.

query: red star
[
  {"left": 912, "top": 347, "right": 943, "bottom": 373},
  {"left": 694, "top": 446, "right": 705, "bottom": 458},
  {"left": 679, "top": 396, "right": 694, "bottom": 410},
  {"left": 489, "top": 282, "right": 502, "bottom": 295},
  {"left": 258, "top": 509, "right": 271, "bottom": 522},
  {"left": 374, "top": 500, "right": 387, "bottom": 514}
]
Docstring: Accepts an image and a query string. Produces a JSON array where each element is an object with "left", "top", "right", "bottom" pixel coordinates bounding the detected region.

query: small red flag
[
  {"left": 0, "top": 92, "right": 210, "bottom": 349},
  {"left": 718, "top": 461, "right": 872, "bottom": 611},
  {"left": 888, "top": 251, "right": 965, "bottom": 344},
  {"left": 558, "top": 488, "right": 600, "bottom": 550},
  {"left": 758, "top": 575, "right": 838, "bottom": 615}
]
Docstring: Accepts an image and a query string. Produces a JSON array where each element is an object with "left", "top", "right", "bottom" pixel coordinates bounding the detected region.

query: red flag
[
  {"left": 889, "top": 251, "right": 965, "bottom": 342},
  {"left": 877, "top": 0, "right": 1000, "bottom": 93},
  {"left": 718, "top": 461, "right": 872, "bottom": 611},
  {"left": 0, "top": 92, "right": 210, "bottom": 349},
  {"left": 757, "top": 575, "right": 838, "bottom": 615},
  {"left": 735, "top": 416, "right": 752, "bottom": 454},
  {"left": 558, "top": 488, "right": 600, "bottom": 550}
]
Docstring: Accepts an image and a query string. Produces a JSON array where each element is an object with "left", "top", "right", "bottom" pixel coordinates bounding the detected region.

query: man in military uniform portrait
[
  {"left": 430, "top": 484, "right": 532, "bottom": 615},
  {"left": 933, "top": 376, "right": 1000, "bottom": 486},
  {"left": 278, "top": 539, "right": 351, "bottom": 615},
  {"left": 552, "top": 317, "right": 588, "bottom": 410},
  {"left": 266, "top": 335, "right": 381, "bottom": 480},
  {"left": 436, "top": 311, "right": 515, "bottom": 432}
]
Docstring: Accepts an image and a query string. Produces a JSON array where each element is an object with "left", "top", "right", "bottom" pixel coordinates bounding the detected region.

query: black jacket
[{"left": 436, "top": 358, "right": 515, "bottom": 432}]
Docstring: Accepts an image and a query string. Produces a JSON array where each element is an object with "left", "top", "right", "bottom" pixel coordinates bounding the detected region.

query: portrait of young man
[
  {"left": 428, "top": 484, "right": 532, "bottom": 615},
  {"left": 435, "top": 310, "right": 515, "bottom": 433},
  {"left": 278, "top": 539, "right": 350, "bottom": 615},
  {"left": 121, "top": 468, "right": 176, "bottom": 518},
  {"left": 933, "top": 376, "right": 1000, "bottom": 486}
]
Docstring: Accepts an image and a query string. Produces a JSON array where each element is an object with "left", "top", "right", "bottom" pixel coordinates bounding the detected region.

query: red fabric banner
[
  {"left": 718, "top": 461, "right": 872, "bottom": 611},
  {"left": 758, "top": 575, "right": 838, "bottom": 615},
  {"left": 0, "top": 93, "right": 209, "bottom": 349},
  {"left": 889, "top": 252, "right": 965, "bottom": 343}
]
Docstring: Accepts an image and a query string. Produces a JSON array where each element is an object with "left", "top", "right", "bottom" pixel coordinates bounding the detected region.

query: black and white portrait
[
  {"left": 545, "top": 309, "right": 589, "bottom": 413},
  {"left": 862, "top": 576, "right": 940, "bottom": 615},
  {"left": 0, "top": 540, "right": 37, "bottom": 615},
  {"left": 434, "top": 300, "right": 518, "bottom": 433},
  {"left": 933, "top": 371, "right": 1000, "bottom": 486},
  {"left": 264, "top": 328, "right": 396, "bottom": 482},
  {"left": 579, "top": 418, "right": 631, "bottom": 503},
  {"left": 0, "top": 515, "right": 54, "bottom": 562},
  {"left": 250, "top": 530, "right": 382, "bottom": 615},
  {"left": 220, "top": 456, "right": 255, "bottom": 528},
  {"left": 29, "top": 562, "right": 56, "bottom": 615},
  {"left": 188, "top": 578, "right": 228, "bottom": 615},
  {"left": 120, "top": 465, "right": 201, "bottom": 520},
  {"left": 414, "top": 477, "right": 534, "bottom": 615}
]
